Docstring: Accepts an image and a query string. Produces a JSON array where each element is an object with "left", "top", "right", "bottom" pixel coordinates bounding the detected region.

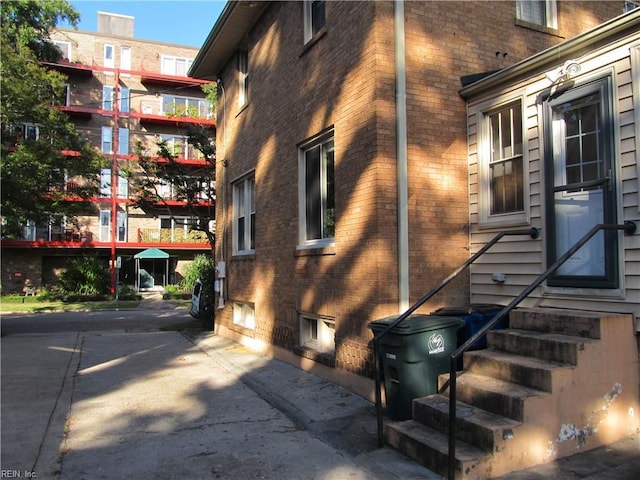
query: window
[
  {"left": 103, "top": 86, "right": 113, "bottom": 111},
  {"left": 159, "top": 216, "right": 190, "bottom": 241},
  {"left": 161, "top": 94, "right": 210, "bottom": 118},
  {"left": 53, "top": 40, "right": 71, "bottom": 60},
  {"left": 624, "top": 1, "right": 640, "bottom": 12},
  {"left": 100, "top": 168, "right": 111, "bottom": 197},
  {"left": 487, "top": 101, "right": 524, "bottom": 216},
  {"left": 120, "top": 87, "right": 130, "bottom": 113},
  {"left": 62, "top": 84, "right": 70, "bottom": 106},
  {"left": 104, "top": 44, "right": 114, "bottom": 70},
  {"left": 120, "top": 46, "right": 131, "bottom": 74},
  {"left": 299, "top": 132, "right": 335, "bottom": 246},
  {"left": 233, "top": 174, "right": 256, "bottom": 254},
  {"left": 100, "top": 168, "right": 128, "bottom": 198},
  {"left": 99, "top": 210, "right": 110, "bottom": 241},
  {"left": 103, "top": 86, "right": 129, "bottom": 112},
  {"left": 238, "top": 51, "right": 248, "bottom": 107},
  {"left": 117, "top": 211, "right": 127, "bottom": 242},
  {"left": 102, "top": 127, "right": 112, "bottom": 153},
  {"left": 161, "top": 55, "right": 193, "bottom": 76},
  {"left": 118, "top": 128, "right": 129, "bottom": 155},
  {"left": 300, "top": 314, "right": 335, "bottom": 353},
  {"left": 304, "top": 0, "right": 326, "bottom": 43},
  {"left": 233, "top": 302, "right": 255, "bottom": 329},
  {"left": 516, "top": 0, "right": 557, "bottom": 29},
  {"left": 11, "top": 123, "right": 39, "bottom": 143}
]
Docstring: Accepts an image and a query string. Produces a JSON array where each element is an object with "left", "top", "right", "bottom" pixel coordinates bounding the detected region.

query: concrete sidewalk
[
  {"left": 2, "top": 328, "right": 638, "bottom": 479},
  {"left": 2, "top": 329, "right": 437, "bottom": 479}
]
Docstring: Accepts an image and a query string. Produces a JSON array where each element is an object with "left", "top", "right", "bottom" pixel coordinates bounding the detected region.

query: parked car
[{"left": 189, "top": 279, "right": 214, "bottom": 326}]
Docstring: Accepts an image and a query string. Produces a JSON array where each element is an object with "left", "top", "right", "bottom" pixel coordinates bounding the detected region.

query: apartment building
[{"left": 1, "top": 12, "right": 215, "bottom": 293}]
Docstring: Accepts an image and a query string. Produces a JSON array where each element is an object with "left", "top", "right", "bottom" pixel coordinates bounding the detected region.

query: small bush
[
  {"left": 59, "top": 255, "right": 110, "bottom": 295},
  {"left": 180, "top": 254, "right": 215, "bottom": 291}
]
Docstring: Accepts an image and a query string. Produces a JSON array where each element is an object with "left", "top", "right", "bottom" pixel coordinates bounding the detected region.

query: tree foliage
[
  {"left": 1, "top": 0, "right": 103, "bottom": 238},
  {"left": 127, "top": 121, "right": 217, "bottom": 251}
]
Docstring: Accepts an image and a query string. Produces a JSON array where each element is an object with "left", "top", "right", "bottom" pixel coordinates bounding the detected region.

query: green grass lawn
[{"left": 0, "top": 295, "right": 143, "bottom": 313}]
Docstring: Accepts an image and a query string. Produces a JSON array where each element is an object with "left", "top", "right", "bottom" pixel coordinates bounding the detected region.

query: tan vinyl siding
[{"left": 468, "top": 31, "right": 640, "bottom": 327}]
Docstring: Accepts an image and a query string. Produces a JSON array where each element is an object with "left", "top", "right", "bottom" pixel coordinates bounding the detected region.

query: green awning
[{"left": 134, "top": 248, "right": 169, "bottom": 259}]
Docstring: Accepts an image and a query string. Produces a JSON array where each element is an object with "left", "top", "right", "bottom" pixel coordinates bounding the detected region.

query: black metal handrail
[
  {"left": 372, "top": 227, "right": 540, "bottom": 448},
  {"left": 446, "top": 221, "right": 637, "bottom": 480}
]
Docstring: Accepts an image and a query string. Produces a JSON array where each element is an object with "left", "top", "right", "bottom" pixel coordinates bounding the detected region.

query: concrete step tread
[
  {"left": 386, "top": 419, "right": 490, "bottom": 462},
  {"left": 414, "top": 394, "right": 522, "bottom": 431},
  {"left": 464, "top": 348, "right": 573, "bottom": 370},
  {"left": 452, "top": 372, "right": 549, "bottom": 399},
  {"left": 492, "top": 328, "right": 598, "bottom": 345}
]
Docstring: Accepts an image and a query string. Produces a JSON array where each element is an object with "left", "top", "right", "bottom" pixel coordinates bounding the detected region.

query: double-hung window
[
  {"left": 233, "top": 174, "right": 256, "bottom": 254},
  {"left": 516, "top": 0, "right": 557, "bottom": 30},
  {"left": 479, "top": 100, "right": 525, "bottom": 224},
  {"left": 303, "top": 0, "right": 326, "bottom": 43},
  {"left": 299, "top": 132, "right": 335, "bottom": 246}
]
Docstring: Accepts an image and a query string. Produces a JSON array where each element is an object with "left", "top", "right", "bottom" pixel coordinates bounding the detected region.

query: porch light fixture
[{"left": 546, "top": 60, "right": 582, "bottom": 85}]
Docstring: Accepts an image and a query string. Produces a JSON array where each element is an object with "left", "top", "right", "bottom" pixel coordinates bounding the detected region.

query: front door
[{"left": 545, "top": 77, "right": 618, "bottom": 288}]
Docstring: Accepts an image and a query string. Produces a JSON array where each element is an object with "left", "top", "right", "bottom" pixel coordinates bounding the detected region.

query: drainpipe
[
  {"left": 395, "top": 0, "right": 409, "bottom": 312},
  {"left": 216, "top": 79, "right": 227, "bottom": 309}
]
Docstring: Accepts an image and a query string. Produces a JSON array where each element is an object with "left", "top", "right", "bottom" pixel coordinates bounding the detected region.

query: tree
[
  {"left": 126, "top": 85, "right": 217, "bottom": 251},
  {"left": 1, "top": 0, "right": 103, "bottom": 238}
]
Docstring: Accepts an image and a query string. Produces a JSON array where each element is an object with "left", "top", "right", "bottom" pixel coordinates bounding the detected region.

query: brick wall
[{"left": 212, "top": 1, "right": 627, "bottom": 378}]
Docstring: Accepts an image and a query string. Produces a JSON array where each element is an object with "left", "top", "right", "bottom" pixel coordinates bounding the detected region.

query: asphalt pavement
[{"left": 1, "top": 299, "right": 638, "bottom": 479}]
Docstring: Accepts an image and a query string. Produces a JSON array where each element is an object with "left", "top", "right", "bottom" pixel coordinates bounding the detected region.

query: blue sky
[{"left": 61, "top": 1, "right": 227, "bottom": 48}]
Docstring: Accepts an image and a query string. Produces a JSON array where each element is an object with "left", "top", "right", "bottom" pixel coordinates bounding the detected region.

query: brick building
[
  {"left": 188, "top": 2, "right": 640, "bottom": 475},
  {"left": 1, "top": 12, "right": 215, "bottom": 293},
  {"left": 190, "top": 0, "right": 627, "bottom": 380}
]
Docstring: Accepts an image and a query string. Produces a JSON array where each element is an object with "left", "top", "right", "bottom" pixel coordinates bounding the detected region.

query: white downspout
[{"left": 395, "top": 0, "right": 409, "bottom": 312}]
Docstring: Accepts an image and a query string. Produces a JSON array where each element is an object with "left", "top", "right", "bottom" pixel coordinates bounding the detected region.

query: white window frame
[
  {"left": 233, "top": 302, "right": 255, "bottom": 330},
  {"left": 516, "top": 0, "right": 558, "bottom": 30},
  {"left": 159, "top": 216, "right": 190, "bottom": 241},
  {"left": 102, "top": 86, "right": 113, "bottom": 111},
  {"left": 99, "top": 210, "right": 111, "bottom": 241},
  {"left": 232, "top": 173, "right": 256, "bottom": 255},
  {"left": 104, "top": 44, "right": 114, "bottom": 72},
  {"left": 53, "top": 40, "right": 71, "bottom": 60},
  {"left": 120, "top": 46, "right": 131, "bottom": 75},
  {"left": 117, "top": 211, "right": 127, "bottom": 242},
  {"left": 300, "top": 313, "right": 335, "bottom": 353},
  {"left": 160, "top": 94, "right": 210, "bottom": 118},
  {"left": 298, "top": 130, "right": 335, "bottom": 248},
  {"left": 118, "top": 128, "right": 129, "bottom": 155},
  {"left": 238, "top": 51, "right": 248, "bottom": 107},
  {"left": 62, "top": 83, "right": 70, "bottom": 106},
  {"left": 101, "top": 126, "right": 112, "bottom": 153},
  {"left": 161, "top": 55, "right": 193, "bottom": 76},
  {"left": 303, "top": 0, "right": 326, "bottom": 44},
  {"left": 476, "top": 96, "right": 529, "bottom": 227}
]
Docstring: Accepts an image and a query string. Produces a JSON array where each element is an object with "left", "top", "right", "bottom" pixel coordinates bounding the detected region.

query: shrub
[
  {"left": 59, "top": 255, "right": 111, "bottom": 295},
  {"left": 180, "top": 254, "right": 215, "bottom": 291}
]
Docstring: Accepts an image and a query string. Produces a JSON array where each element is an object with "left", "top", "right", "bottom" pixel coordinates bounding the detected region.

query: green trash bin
[{"left": 369, "top": 314, "right": 464, "bottom": 421}]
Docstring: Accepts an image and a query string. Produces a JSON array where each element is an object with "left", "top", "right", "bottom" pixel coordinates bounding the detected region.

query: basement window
[
  {"left": 233, "top": 302, "right": 255, "bottom": 330},
  {"left": 300, "top": 314, "right": 335, "bottom": 353}
]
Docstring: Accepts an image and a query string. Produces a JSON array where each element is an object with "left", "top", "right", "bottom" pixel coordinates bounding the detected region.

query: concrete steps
[{"left": 384, "top": 308, "right": 639, "bottom": 479}]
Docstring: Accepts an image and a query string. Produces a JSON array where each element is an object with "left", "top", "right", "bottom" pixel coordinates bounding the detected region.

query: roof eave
[{"left": 188, "top": 1, "right": 270, "bottom": 80}]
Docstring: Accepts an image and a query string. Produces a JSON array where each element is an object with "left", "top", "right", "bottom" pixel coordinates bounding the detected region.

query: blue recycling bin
[{"left": 433, "top": 304, "right": 507, "bottom": 350}]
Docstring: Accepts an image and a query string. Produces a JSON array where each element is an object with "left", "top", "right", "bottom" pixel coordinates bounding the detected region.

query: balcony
[{"left": 138, "top": 228, "right": 209, "bottom": 244}]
